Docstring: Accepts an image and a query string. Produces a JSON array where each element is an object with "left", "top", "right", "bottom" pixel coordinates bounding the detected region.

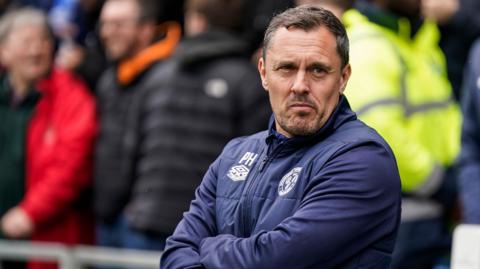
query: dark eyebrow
[
  {"left": 273, "top": 61, "right": 297, "bottom": 70},
  {"left": 308, "top": 62, "right": 334, "bottom": 73}
]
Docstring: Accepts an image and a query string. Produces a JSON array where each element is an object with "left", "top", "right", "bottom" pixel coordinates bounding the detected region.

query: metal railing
[{"left": 0, "top": 240, "right": 162, "bottom": 269}]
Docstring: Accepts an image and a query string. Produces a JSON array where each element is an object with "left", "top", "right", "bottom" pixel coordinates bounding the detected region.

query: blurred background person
[
  {"left": 55, "top": 0, "right": 184, "bottom": 92},
  {"left": 458, "top": 38, "right": 480, "bottom": 224},
  {"left": 342, "top": 1, "right": 460, "bottom": 268},
  {"left": 0, "top": 7, "right": 41, "bottom": 269},
  {"left": 0, "top": 0, "right": 108, "bottom": 90},
  {"left": 297, "top": 0, "right": 461, "bottom": 268},
  {"left": 93, "top": 0, "right": 181, "bottom": 256},
  {"left": 0, "top": 7, "right": 97, "bottom": 269},
  {"left": 56, "top": 0, "right": 185, "bottom": 91}
]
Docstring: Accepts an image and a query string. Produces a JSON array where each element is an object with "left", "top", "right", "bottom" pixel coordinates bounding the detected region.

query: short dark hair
[
  {"left": 262, "top": 5, "right": 349, "bottom": 68},
  {"left": 186, "top": 0, "right": 244, "bottom": 32}
]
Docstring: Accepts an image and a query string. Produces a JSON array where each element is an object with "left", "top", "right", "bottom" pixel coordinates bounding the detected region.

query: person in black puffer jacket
[{"left": 94, "top": 0, "right": 182, "bottom": 254}]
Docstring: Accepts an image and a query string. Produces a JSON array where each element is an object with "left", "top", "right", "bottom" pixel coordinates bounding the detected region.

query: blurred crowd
[{"left": 0, "top": 0, "right": 479, "bottom": 269}]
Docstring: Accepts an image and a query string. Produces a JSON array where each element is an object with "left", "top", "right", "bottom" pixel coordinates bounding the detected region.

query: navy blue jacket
[
  {"left": 161, "top": 96, "right": 401, "bottom": 269},
  {"left": 458, "top": 39, "right": 480, "bottom": 223}
]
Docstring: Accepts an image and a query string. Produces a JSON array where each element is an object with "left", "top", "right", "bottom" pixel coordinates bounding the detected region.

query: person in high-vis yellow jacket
[{"left": 341, "top": 1, "right": 461, "bottom": 269}]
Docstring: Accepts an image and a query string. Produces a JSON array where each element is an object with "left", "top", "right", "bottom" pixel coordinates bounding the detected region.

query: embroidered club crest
[
  {"left": 227, "top": 165, "right": 250, "bottom": 181},
  {"left": 278, "top": 167, "right": 302, "bottom": 196}
]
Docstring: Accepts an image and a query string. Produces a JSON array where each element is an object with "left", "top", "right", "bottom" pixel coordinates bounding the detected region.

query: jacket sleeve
[
  {"left": 198, "top": 142, "right": 401, "bottom": 269},
  {"left": 21, "top": 77, "right": 97, "bottom": 226},
  {"left": 345, "top": 35, "right": 454, "bottom": 195},
  {"left": 160, "top": 157, "right": 220, "bottom": 269},
  {"left": 458, "top": 40, "right": 480, "bottom": 223}
]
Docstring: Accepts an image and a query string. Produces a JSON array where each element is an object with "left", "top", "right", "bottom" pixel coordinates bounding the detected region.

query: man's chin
[
  {"left": 288, "top": 128, "right": 317, "bottom": 137},
  {"left": 282, "top": 122, "right": 319, "bottom": 137},
  {"left": 106, "top": 49, "right": 128, "bottom": 62}
]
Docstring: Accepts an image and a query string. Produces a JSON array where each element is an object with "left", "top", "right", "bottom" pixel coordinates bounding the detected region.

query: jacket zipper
[{"left": 241, "top": 142, "right": 285, "bottom": 236}]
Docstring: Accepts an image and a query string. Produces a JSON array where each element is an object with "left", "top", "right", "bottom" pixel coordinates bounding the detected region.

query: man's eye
[
  {"left": 278, "top": 65, "right": 293, "bottom": 71},
  {"left": 312, "top": 67, "right": 326, "bottom": 75}
]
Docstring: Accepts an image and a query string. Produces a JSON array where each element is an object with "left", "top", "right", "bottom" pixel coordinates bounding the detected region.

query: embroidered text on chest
[{"left": 227, "top": 152, "right": 258, "bottom": 182}]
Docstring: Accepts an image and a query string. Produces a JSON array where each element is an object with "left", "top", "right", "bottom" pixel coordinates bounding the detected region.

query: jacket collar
[
  {"left": 117, "top": 21, "right": 181, "bottom": 86},
  {"left": 266, "top": 95, "right": 357, "bottom": 150}
]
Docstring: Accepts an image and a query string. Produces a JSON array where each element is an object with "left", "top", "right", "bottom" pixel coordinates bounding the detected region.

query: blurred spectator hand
[
  {"left": 1, "top": 207, "right": 34, "bottom": 238},
  {"left": 56, "top": 42, "right": 85, "bottom": 71},
  {"left": 422, "top": 0, "right": 459, "bottom": 25}
]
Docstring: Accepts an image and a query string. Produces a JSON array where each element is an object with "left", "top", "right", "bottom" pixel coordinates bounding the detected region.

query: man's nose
[{"left": 291, "top": 70, "right": 309, "bottom": 94}]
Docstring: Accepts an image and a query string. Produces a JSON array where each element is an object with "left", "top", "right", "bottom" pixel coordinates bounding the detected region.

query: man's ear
[
  {"left": 258, "top": 57, "right": 268, "bottom": 91},
  {"left": 339, "top": 63, "right": 351, "bottom": 94}
]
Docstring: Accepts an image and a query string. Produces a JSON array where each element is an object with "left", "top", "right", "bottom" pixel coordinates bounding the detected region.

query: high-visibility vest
[{"left": 343, "top": 9, "right": 461, "bottom": 197}]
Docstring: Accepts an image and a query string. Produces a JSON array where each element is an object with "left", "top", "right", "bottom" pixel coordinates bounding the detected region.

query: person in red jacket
[{"left": 0, "top": 7, "right": 97, "bottom": 269}]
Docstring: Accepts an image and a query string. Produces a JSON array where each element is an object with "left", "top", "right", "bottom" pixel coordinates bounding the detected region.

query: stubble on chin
[{"left": 277, "top": 111, "right": 324, "bottom": 137}]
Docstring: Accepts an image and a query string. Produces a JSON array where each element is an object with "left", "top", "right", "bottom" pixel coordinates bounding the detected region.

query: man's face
[
  {"left": 1, "top": 24, "right": 53, "bottom": 83},
  {"left": 258, "top": 26, "right": 351, "bottom": 138},
  {"left": 100, "top": 0, "right": 141, "bottom": 61}
]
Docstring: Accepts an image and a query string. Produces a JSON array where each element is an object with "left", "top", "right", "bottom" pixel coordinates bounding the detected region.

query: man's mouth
[{"left": 289, "top": 102, "right": 315, "bottom": 109}]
